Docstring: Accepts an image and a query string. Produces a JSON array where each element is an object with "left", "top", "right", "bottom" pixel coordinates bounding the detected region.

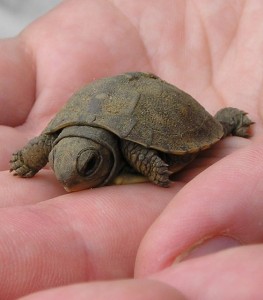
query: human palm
[{"left": 0, "top": 1, "right": 262, "bottom": 299}]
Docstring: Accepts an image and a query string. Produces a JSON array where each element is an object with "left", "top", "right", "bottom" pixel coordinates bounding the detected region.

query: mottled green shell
[{"left": 45, "top": 72, "right": 224, "bottom": 154}]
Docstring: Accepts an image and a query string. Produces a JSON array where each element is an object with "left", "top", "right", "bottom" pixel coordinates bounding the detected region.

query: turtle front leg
[
  {"left": 10, "top": 134, "right": 54, "bottom": 177},
  {"left": 120, "top": 140, "right": 172, "bottom": 187}
]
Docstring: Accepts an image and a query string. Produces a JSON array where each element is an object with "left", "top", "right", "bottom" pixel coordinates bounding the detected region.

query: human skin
[{"left": 0, "top": 0, "right": 263, "bottom": 299}]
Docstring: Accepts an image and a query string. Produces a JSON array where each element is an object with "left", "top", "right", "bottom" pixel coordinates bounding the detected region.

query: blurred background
[{"left": 0, "top": 0, "right": 61, "bottom": 38}]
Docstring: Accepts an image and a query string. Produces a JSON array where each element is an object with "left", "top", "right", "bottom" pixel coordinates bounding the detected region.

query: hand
[{"left": 0, "top": 1, "right": 262, "bottom": 299}]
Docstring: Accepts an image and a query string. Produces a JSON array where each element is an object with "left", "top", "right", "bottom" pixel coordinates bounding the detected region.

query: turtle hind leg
[
  {"left": 215, "top": 107, "right": 254, "bottom": 138},
  {"left": 120, "top": 140, "right": 172, "bottom": 187},
  {"left": 10, "top": 134, "right": 55, "bottom": 177}
]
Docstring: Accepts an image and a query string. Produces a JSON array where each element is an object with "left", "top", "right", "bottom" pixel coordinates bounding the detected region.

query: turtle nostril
[{"left": 77, "top": 150, "right": 100, "bottom": 176}]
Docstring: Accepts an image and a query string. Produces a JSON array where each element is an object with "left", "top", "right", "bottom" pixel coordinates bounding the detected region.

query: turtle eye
[{"left": 77, "top": 149, "right": 101, "bottom": 177}]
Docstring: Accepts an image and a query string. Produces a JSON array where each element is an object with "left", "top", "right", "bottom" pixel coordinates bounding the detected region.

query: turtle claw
[
  {"left": 151, "top": 160, "right": 172, "bottom": 187},
  {"left": 234, "top": 111, "right": 254, "bottom": 138},
  {"left": 10, "top": 152, "right": 36, "bottom": 178},
  {"left": 159, "top": 170, "right": 173, "bottom": 187}
]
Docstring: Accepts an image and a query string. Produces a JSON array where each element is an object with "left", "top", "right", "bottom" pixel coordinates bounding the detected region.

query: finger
[
  {"left": 19, "top": 279, "right": 185, "bottom": 300},
  {"left": 1, "top": 0, "right": 154, "bottom": 137},
  {"left": 0, "top": 170, "right": 65, "bottom": 207},
  {"left": 0, "top": 38, "right": 35, "bottom": 126},
  {"left": 0, "top": 184, "right": 175, "bottom": 299},
  {"left": 198, "top": 0, "right": 263, "bottom": 124},
  {"left": 151, "top": 244, "right": 263, "bottom": 300},
  {"left": 21, "top": 0, "right": 151, "bottom": 126},
  {"left": 0, "top": 165, "right": 182, "bottom": 207},
  {"left": 135, "top": 141, "right": 263, "bottom": 277}
]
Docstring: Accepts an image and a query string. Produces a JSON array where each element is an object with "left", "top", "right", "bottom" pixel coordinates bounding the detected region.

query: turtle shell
[{"left": 45, "top": 72, "right": 224, "bottom": 154}]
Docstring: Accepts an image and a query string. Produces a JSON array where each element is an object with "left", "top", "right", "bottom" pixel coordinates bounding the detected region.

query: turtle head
[{"left": 49, "top": 126, "right": 122, "bottom": 191}]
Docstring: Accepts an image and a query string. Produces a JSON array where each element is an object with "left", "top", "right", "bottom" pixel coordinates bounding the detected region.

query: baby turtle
[{"left": 10, "top": 72, "right": 253, "bottom": 191}]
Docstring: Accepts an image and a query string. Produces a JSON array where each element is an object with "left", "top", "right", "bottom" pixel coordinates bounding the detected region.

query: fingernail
[{"left": 175, "top": 236, "right": 241, "bottom": 262}]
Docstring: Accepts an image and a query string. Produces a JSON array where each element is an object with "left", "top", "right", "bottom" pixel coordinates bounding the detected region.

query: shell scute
[{"left": 46, "top": 72, "right": 224, "bottom": 154}]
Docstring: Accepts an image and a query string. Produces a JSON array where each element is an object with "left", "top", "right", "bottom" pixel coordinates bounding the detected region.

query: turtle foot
[
  {"left": 215, "top": 107, "right": 254, "bottom": 138},
  {"left": 9, "top": 134, "right": 53, "bottom": 178},
  {"left": 121, "top": 140, "right": 172, "bottom": 187},
  {"left": 10, "top": 151, "right": 37, "bottom": 177}
]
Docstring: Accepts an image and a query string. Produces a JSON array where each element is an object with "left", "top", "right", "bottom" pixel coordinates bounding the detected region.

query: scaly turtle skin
[{"left": 10, "top": 72, "right": 253, "bottom": 191}]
